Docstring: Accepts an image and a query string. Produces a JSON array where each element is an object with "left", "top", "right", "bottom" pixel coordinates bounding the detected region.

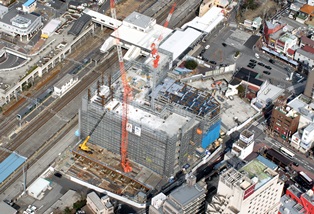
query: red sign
[{"left": 243, "top": 184, "right": 256, "bottom": 200}]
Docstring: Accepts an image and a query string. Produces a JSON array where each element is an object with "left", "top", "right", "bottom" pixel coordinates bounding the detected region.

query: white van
[{"left": 255, "top": 53, "right": 260, "bottom": 58}]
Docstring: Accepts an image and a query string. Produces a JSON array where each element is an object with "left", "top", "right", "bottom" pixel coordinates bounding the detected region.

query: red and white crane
[
  {"left": 151, "top": 3, "right": 176, "bottom": 68},
  {"left": 109, "top": 0, "right": 132, "bottom": 173}
]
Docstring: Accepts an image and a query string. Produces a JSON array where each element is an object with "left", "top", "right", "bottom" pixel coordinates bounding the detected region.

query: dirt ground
[
  {"left": 242, "top": 0, "right": 278, "bottom": 21},
  {"left": 108, "top": 0, "right": 148, "bottom": 19}
]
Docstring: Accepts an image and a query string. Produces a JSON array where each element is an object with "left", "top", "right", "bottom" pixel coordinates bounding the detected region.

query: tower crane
[
  {"left": 109, "top": 0, "right": 132, "bottom": 173},
  {"left": 151, "top": 3, "right": 176, "bottom": 68}
]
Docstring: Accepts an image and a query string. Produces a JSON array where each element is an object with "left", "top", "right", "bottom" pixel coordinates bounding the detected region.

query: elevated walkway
[
  {"left": 123, "top": 45, "right": 141, "bottom": 61},
  {"left": 83, "top": 8, "right": 122, "bottom": 30}
]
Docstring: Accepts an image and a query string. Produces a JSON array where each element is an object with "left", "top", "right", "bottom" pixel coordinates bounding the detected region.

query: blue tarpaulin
[
  {"left": 23, "top": 0, "right": 36, "bottom": 7},
  {"left": 201, "top": 120, "right": 221, "bottom": 148},
  {"left": 0, "top": 152, "right": 27, "bottom": 183}
]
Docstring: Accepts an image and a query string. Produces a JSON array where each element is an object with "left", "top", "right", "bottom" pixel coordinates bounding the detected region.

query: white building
[
  {"left": 182, "top": 6, "right": 225, "bottom": 34},
  {"left": 22, "top": 0, "right": 37, "bottom": 13},
  {"left": 0, "top": 5, "right": 42, "bottom": 41},
  {"left": 300, "top": 123, "right": 314, "bottom": 152},
  {"left": 231, "top": 130, "right": 255, "bottom": 160},
  {"left": 252, "top": 81, "right": 285, "bottom": 111},
  {"left": 41, "top": 19, "right": 61, "bottom": 39},
  {"left": 86, "top": 192, "right": 114, "bottom": 214},
  {"left": 275, "top": 32, "right": 298, "bottom": 54},
  {"left": 294, "top": 47, "right": 314, "bottom": 68},
  {"left": 207, "top": 158, "right": 284, "bottom": 214},
  {"left": 27, "top": 177, "right": 51, "bottom": 200},
  {"left": 53, "top": 74, "right": 78, "bottom": 97}
]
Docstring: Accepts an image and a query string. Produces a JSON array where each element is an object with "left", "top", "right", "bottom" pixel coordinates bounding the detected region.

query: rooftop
[
  {"left": 256, "top": 155, "right": 278, "bottom": 170},
  {"left": 159, "top": 27, "right": 202, "bottom": 60},
  {"left": 181, "top": 6, "right": 225, "bottom": 33},
  {"left": 153, "top": 78, "right": 220, "bottom": 118},
  {"left": 256, "top": 82, "right": 285, "bottom": 105},
  {"left": 279, "top": 195, "right": 305, "bottom": 214},
  {"left": 0, "top": 8, "right": 39, "bottom": 28},
  {"left": 240, "top": 159, "right": 272, "bottom": 184},
  {"left": 169, "top": 180, "right": 206, "bottom": 207},
  {"left": 241, "top": 129, "right": 254, "bottom": 139},
  {"left": 87, "top": 192, "right": 106, "bottom": 210},
  {"left": 123, "top": 11, "right": 155, "bottom": 30},
  {"left": 0, "top": 201, "right": 17, "bottom": 214},
  {"left": 300, "top": 4, "right": 314, "bottom": 16},
  {"left": 288, "top": 95, "right": 314, "bottom": 121},
  {"left": 302, "top": 189, "right": 314, "bottom": 206},
  {"left": 266, "top": 149, "right": 292, "bottom": 166},
  {"left": 23, "top": 0, "right": 36, "bottom": 7},
  {"left": 234, "top": 68, "right": 264, "bottom": 87},
  {"left": 279, "top": 32, "right": 297, "bottom": 43},
  {"left": 0, "top": 152, "right": 27, "bottom": 183},
  {"left": 301, "top": 45, "right": 314, "bottom": 55},
  {"left": 301, "top": 36, "right": 314, "bottom": 47},
  {"left": 305, "top": 123, "right": 314, "bottom": 133}
]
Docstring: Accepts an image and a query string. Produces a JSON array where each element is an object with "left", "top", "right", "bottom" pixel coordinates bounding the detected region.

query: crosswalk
[{"left": 252, "top": 121, "right": 259, "bottom": 126}]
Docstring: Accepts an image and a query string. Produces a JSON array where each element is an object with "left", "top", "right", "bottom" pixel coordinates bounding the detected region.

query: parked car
[
  {"left": 263, "top": 70, "right": 271, "bottom": 75},
  {"left": 54, "top": 172, "right": 62, "bottom": 178},
  {"left": 205, "top": 45, "right": 210, "bottom": 49},
  {"left": 269, "top": 59, "right": 275, "bottom": 64},
  {"left": 228, "top": 95, "right": 234, "bottom": 100},
  {"left": 217, "top": 95, "right": 225, "bottom": 102},
  {"left": 250, "top": 59, "right": 257, "bottom": 63},
  {"left": 248, "top": 64, "right": 255, "bottom": 69},
  {"left": 210, "top": 60, "right": 217, "bottom": 65},
  {"left": 222, "top": 43, "right": 227, "bottom": 47},
  {"left": 255, "top": 53, "right": 260, "bottom": 58},
  {"left": 265, "top": 65, "right": 272, "bottom": 70},
  {"left": 258, "top": 62, "right": 265, "bottom": 66}
]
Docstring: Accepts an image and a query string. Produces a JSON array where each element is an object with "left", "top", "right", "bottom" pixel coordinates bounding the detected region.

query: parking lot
[{"left": 193, "top": 24, "right": 304, "bottom": 89}]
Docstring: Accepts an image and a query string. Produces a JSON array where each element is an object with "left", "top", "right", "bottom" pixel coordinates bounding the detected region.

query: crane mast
[
  {"left": 151, "top": 3, "right": 176, "bottom": 68},
  {"left": 110, "top": 0, "right": 132, "bottom": 173}
]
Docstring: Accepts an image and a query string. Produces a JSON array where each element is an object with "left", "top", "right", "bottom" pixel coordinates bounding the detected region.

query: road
[{"left": 246, "top": 117, "right": 314, "bottom": 178}]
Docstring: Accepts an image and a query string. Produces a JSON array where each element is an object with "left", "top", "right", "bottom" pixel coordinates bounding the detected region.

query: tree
[
  {"left": 63, "top": 207, "right": 72, "bottom": 214},
  {"left": 237, "top": 85, "right": 245, "bottom": 98},
  {"left": 184, "top": 60, "right": 198, "bottom": 70},
  {"left": 73, "top": 199, "right": 86, "bottom": 211}
]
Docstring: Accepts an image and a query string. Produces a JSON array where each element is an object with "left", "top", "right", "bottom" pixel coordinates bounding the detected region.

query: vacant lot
[{"left": 241, "top": 0, "right": 278, "bottom": 21}]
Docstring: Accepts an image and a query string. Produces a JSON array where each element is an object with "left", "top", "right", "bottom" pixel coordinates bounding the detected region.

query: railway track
[
  {"left": 0, "top": 53, "right": 118, "bottom": 163},
  {"left": 0, "top": 0, "right": 190, "bottom": 192},
  {"left": 0, "top": 29, "right": 112, "bottom": 141}
]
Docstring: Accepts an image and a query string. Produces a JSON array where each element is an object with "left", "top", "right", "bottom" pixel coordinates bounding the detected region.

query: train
[{"left": 17, "top": 88, "right": 53, "bottom": 120}]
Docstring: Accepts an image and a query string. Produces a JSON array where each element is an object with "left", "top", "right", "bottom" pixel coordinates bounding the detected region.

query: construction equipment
[
  {"left": 150, "top": 3, "right": 176, "bottom": 68},
  {"left": 109, "top": 0, "right": 132, "bottom": 173},
  {"left": 79, "top": 111, "right": 107, "bottom": 154}
]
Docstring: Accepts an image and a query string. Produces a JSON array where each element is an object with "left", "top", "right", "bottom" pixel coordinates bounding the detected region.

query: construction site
[{"left": 60, "top": 1, "right": 224, "bottom": 205}]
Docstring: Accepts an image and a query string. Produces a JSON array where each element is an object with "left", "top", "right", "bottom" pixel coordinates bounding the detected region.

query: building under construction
[{"left": 79, "top": 64, "right": 221, "bottom": 177}]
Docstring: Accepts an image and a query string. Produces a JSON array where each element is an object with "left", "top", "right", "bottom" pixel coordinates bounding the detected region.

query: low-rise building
[
  {"left": 275, "top": 32, "right": 298, "bottom": 54},
  {"left": 294, "top": 46, "right": 314, "bottom": 68},
  {"left": 53, "top": 74, "right": 78, "bottom": 97},
  {"left": 86, "top": 192, "right": 114, "bottom": 214},
  {"left": 0, "top": 201, "right": 17, "bottom": 214},
  {"left": 279, "top": 185, "right": 314, "bottom": 214},
  {"left": 231, "top": 130, "right": 255, "bottom": 160},
  {"left": 27, "top": 177, "right": 51, "bottom": 200},
  {"left": 0, "top": 4, "right": 42, "bottom": 41},
  {"left": 149, "top": 175, "right": 207, "bottom": 214}
]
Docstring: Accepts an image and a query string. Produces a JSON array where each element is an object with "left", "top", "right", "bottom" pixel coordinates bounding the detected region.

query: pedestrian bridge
[{"left": 83, "top": 8, "right": 122, "bottom": 29}]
